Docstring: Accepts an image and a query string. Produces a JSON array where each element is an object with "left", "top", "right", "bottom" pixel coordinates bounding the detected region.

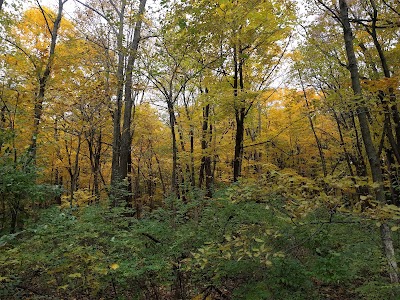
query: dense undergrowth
[{"left": 1, "top": 178, "right": 400, "bottom": 299}]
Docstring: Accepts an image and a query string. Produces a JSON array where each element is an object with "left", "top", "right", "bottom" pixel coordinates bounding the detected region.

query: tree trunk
[
  {"left": 339, "top": 0, "right": 398, "bottom": 283},
  {"left": 233, "top": 114, "right": 245, "bottom": 182},
  {"left": 332, "top": 110, "right": 354, "bottom": 177},
  {"left": 369, "top": 0, "right": 400, "bottom": 147},
  {"left": 28, "top": 0, "right": 64, "bottom": 163},
  {"left": 54, "top": 117, "right": 62, "bottom": 204},
  {"left": 199, "top": 102, "right": 213, "bottom": 198},
  {"left": 154, "top": 148, "right": 166, "bottom": 196},
  {"left": 120, "top": 0, "right": 147, "bottom": 183},
  {"left": 233, "top": 43, "right": 246, "bottom": 182},
  {"left": 66, "top": 134, "right": 81, "bottom": 207},
  {"left": 10, "top": 204, "right": 18, "bottom": 234},
  {"left": 298, "top": 70, "right": 327, "bottom": 177},
  {"left": 111, "top": 1, "right": 127, "bottom": 205},
  {"left": 168, "top": 100, "right": 179, "bottom": 195}
]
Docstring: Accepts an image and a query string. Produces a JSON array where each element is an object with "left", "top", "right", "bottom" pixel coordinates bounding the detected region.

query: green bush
[{"left": 0, "top": 180, "right": 398, "bottom": 299}]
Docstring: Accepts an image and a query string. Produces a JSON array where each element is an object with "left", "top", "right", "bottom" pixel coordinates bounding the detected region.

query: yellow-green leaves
[
  {"left": 109, "top": 263, "right": 120, "bottom": 270},
  {"left": 68, "top": 273, "right": 82, "bottom": 278}
]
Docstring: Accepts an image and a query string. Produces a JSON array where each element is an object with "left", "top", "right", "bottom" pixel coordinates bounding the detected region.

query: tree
[
  {"left": 119, "top": 0, "right": 147, "bottom": 196},
  {"left": 169, "top": 0, "right": 295, "bottom": 182},
  {"left": 314, "top": 0, "right": 399, "bottom": 284},
  {"left": 28, "top": 1, "right": 68, "bottom": 163}
]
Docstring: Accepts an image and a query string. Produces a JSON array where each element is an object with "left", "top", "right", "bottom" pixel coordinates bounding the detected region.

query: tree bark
[
  {"left": 168, "top": 99, "right": 179, "bottom": 195},
  {"left": 339, "top": 0, "right": 399, "bottom": 283},
  {"left": 120, "top": 0, "right": 147, "bottom": 182},
  {"left": 233, "top": 43, "right": 246, "bottom": 182},
  {"left": 111, "top": 0, "right": 127, "bottom": 202},
  {"left": 368, "top": 0, "right": 400, "bottom": 147},
  {"left": 199, "top": 102, "right": 213, "bottom": 198},
  {"left": 28, "top": 0, "right": 65, "bottom": 163},
  {"left": 298, "top": 70, "right": 327, "bottom": 177}
]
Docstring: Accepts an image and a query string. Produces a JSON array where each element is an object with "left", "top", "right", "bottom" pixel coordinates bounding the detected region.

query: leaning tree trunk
[
  {"left": 339, "top": 0, "right": 399, "bottom": 284},
  {"left": 28, "top": 0, "right": 65, "bottom": 163}
]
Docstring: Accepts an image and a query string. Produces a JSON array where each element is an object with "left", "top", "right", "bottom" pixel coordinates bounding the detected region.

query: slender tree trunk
[
  {"left": 85, "top": 128, "right": 102, "bottom": 201},
  {"left": 339, "top": 0, "right": 398, "bottom": 283},
  {"left": 66, "top": 134, "right": 81, "bottom": 207},
  {"left": 298, "top": 70, "right": 327, "bottom": 177},
  {"left": 369, "top": 0, "right": 400, "bottom": 146},
  {"left": 176, "top": 117, "right": 189, "bottom": 197},
  {"left": 10, "top": 204, "right": 18, "bottom": 234},
  {"left": 233, "top": 43, "right": 246, "bottom": 182},
  {"left": 385, "top": 148, "right": 398, "bottom": 205},
  {"left": 0, "top": 105, "right": 5, "bottom": 153},
  {"left": 199, "top": 102, "right": 213, "bottom": 197},
  {"left": 111, "top": 1, "right": 127, "bottom": 204},
  {"left": 147, "top": 155, "right": 155, "bottom": 210},
  {"left": 234, "top": 114, "right": 245, "bottom": 181},
  {"left": 189, "top": 125, "right": 195, "bottom": 187},
  {"left": 154, "top": 149, "right": 166, "bottom": 196},
  {"left": 168, "top": 99, "right": 179, "bottom": 195},
  {"left": 54, "top": 117, "right": 62, "bottom": 204},
  {"left": 28, "top": 0, "right": 65, "bottom": 163},
  {"left": 134, "top": 158, "right": 142, "bottom": 218},
  {"left": 183, "top": 100, "right": 196, "bottom": 187},
  {"left": 120, "top": 0, "right": 147, "bottom": 184},
  {"left": 332, "top": 110, "right": 354, "bottom": 177}
]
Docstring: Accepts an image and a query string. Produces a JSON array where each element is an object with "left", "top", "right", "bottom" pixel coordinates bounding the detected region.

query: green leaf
[{"left": 68, "top": 273, "right": 82, "bottom": 278}]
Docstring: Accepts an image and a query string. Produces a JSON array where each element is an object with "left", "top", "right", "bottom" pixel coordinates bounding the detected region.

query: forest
[{"left": 1, "top": 0, "right": 400, "bottom": 299}]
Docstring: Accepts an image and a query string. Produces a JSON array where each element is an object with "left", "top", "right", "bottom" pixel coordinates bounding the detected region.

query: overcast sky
[{"left": 25, "top": 0, "right": 80, "bottom": 16}]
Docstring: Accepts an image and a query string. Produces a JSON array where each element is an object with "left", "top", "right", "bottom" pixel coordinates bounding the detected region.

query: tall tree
[
  {"left": 170, "top": 0, "right": 295, "bottom": 182},
  {"left": 315, "top": 0, "right": 399, "bottom": 284},
  {"left": 28, "top": 0, "right": 68, "bottom": 163},
  {"left": 119, "top": 0, "right": 147, "bottom": 189}
]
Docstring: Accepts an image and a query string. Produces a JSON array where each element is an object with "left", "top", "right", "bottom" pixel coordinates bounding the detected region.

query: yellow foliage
[{"left": 60, "top": 189, "right": 95, "bottom": 209}]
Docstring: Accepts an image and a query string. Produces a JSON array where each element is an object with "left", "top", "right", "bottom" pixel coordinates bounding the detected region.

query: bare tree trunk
[
  {"left": 233, "top": 43, "right": 246, "bottom": 182},
  {"left": 168, "top": 99, "right": 179, "bottom": 195},
  {"left": 182, "top": 98, "right": 196, "bottom": 188},
  {"left": 120, "top": 0, "right": 147, "bottom": 183},
  {"left": 339, "top": 0, "right": 398, "bottom": 283},
  {"left": 28, "top": 0, "right": 65, "bottom": 163},
  {"left": 154, "top": 148, "right": 166, "bottom": 196},
  {"left": 86, "top": 127, "right": 102, "bottom": 202},
  {"left": 199, "top": 102, "right": 213, "bottom": 198},
  {"left": 66, "top": 134, "right": 82, "bottom": 207},
  {"left": 332, "top": 110, "right": 354, "bottom": 177},
  {"left": 369, "top": 0, "right": 400, "bottom": 146},
  {"left": 111, "top": 0, "right": 127, "bottom": 205},
  {"left": 54, "top": 117, "right": 62, "bottom": 204},
  {"left": 10, "top": 203, "right": 18, "bottom": 234},
  {"left": 298, "top": 70, "right": 327, "bottom": 177}
]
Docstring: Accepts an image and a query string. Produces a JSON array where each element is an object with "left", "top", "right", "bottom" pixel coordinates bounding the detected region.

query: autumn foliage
[{"left": 1, "top": 0, "right": 400, "bottom": 299}]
